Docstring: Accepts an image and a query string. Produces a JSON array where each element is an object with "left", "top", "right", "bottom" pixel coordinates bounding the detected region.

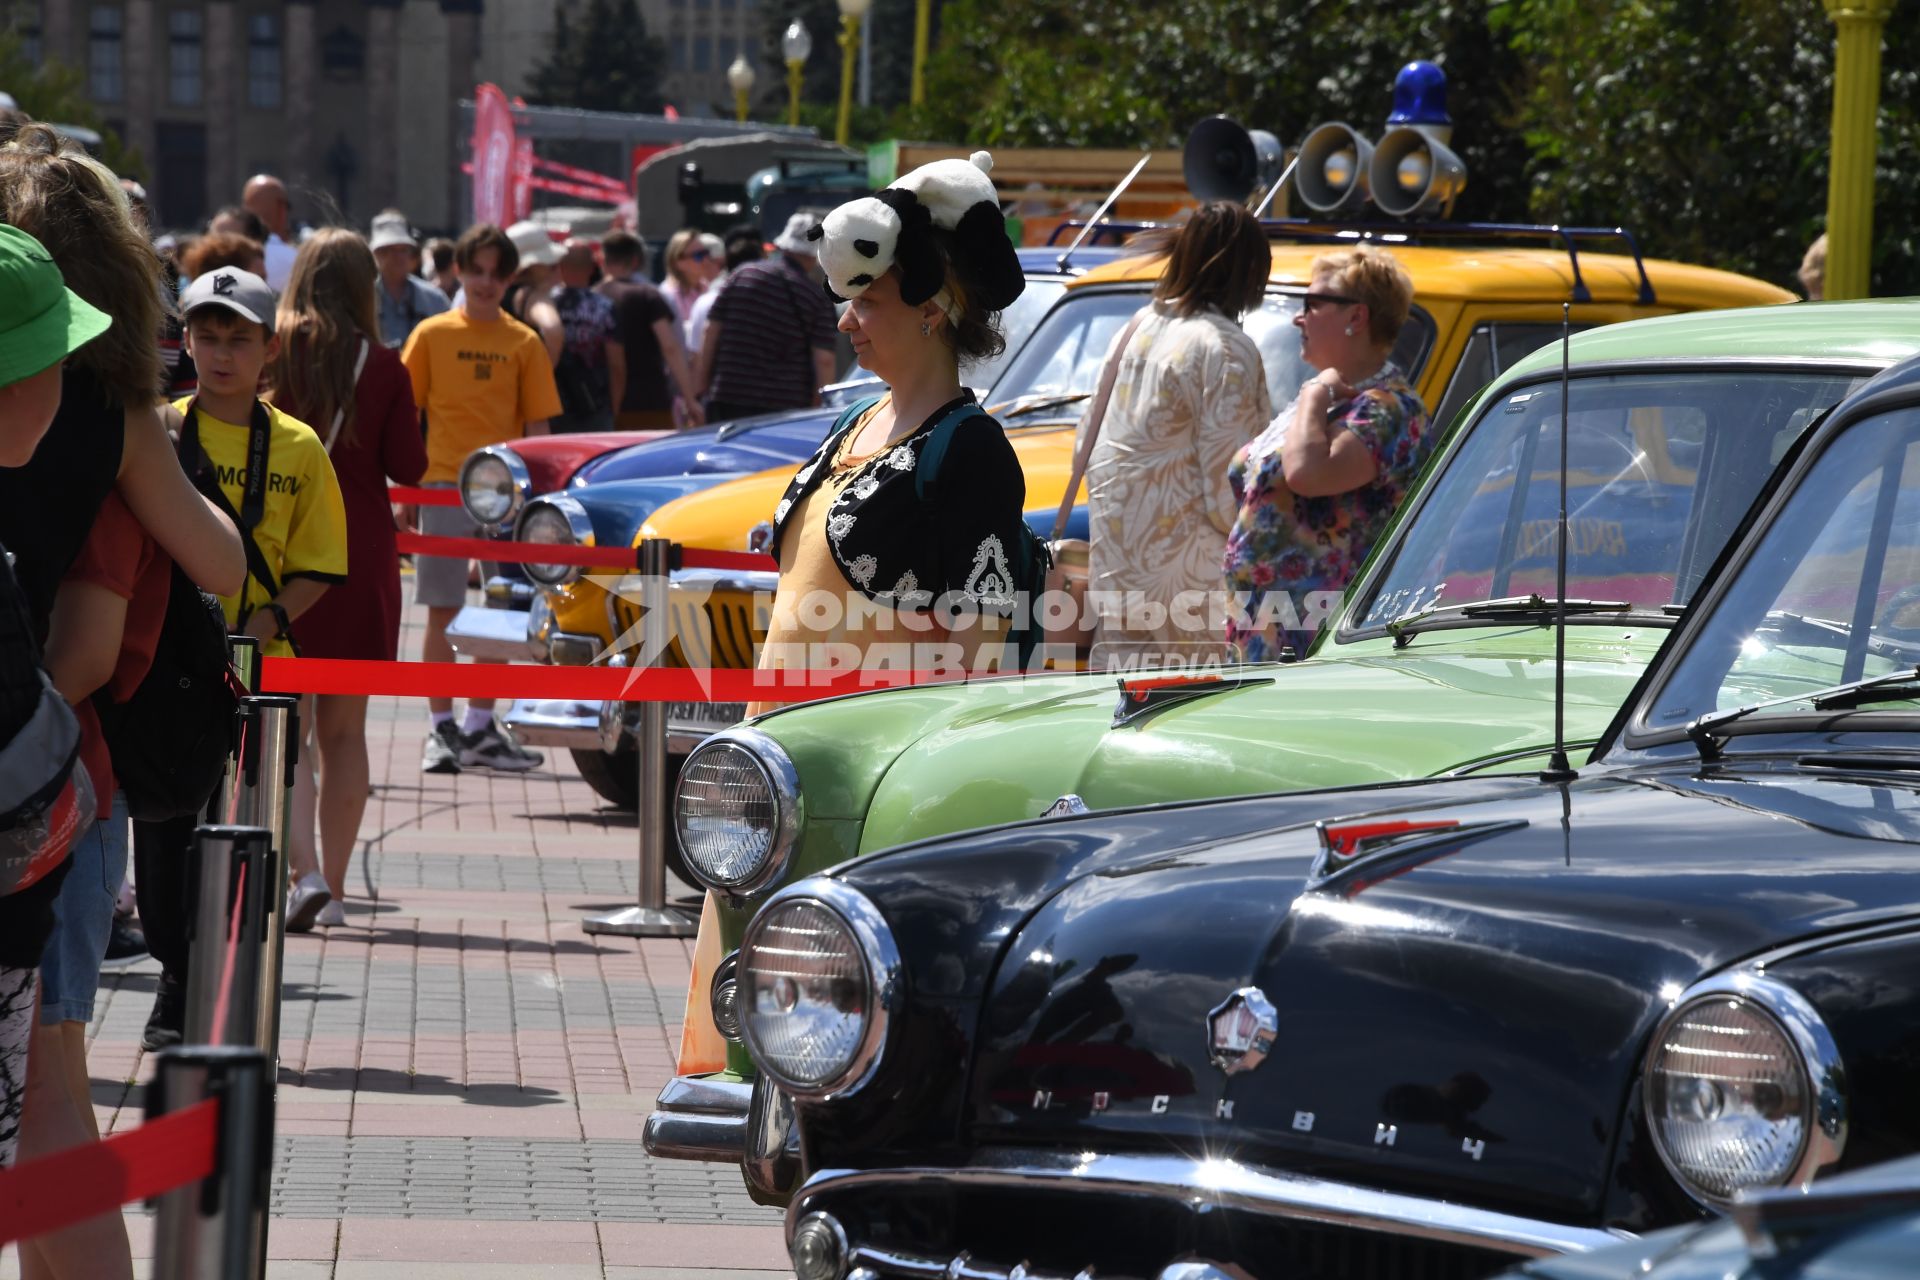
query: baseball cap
[
  {"left": 180, "top": 266, "right": 277, "bottom": 334},
  {"left": 0, "top": 223, "right": 112, "bottom": 387},
  {"left": 506, "top": 220, "right": 564, "bottom": 268},
  {"left": 369, "top": 212, "right": 416, "bottom": 252}
]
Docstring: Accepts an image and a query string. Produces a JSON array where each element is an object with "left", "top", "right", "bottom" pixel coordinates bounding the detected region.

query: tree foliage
[
  {"left": 526, "top": 0, "right": 668, "bottom": 116},
  {"left": 0, "top": 29, "right": 143, "bottom": 178},
  {"left": 908, "top": 0, "right": 1920, "bottom": 295}
]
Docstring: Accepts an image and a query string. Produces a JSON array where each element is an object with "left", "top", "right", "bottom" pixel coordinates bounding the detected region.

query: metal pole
[
  {"left": 835, "top": 13, "right": 859, "bottom": 146},
  {"left": 184, "top": 826, "right": 272, "bottom": 1046},
  {"left": 229, "top": 636, "right": 259, "bottom": 695},
  {"left": 1821, "top": 0, "right": 1896, "bottom": 300},
  {"left": 235, "top": 695, "right": 298, "bottom": 1059},
  {"left": 148, "top": 1046, "right": 273, "bottom": 1280},
  {"left": 206, "top": 638, "right": 260, "bottom": 825},
  {"left": 583, "top": 539, "right": 696, "bottom": 937},
  {"left": 910, "top": 0, "right": 931, "bottom": 106}
]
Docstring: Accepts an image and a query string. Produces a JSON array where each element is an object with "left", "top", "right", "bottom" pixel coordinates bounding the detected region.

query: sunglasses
[
  {"left": 685, "top": 248, "right": 712, "bottom": 263},
  {"left": 1301, "top": 292, "right": 1360, "bottom": 312}
]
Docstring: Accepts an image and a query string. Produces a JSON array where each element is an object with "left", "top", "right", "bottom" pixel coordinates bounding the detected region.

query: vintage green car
[{"left": 644, "top": 300, "right": 1920, "bottom": 1198}]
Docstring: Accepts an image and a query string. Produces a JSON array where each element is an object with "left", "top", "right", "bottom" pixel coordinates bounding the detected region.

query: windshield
[
  {"left": 1645, "top": 404, "right": 1920, "bottom": 734},
  {"left": 1355, "top": 371, "right": 1860, "bottom": 630},
  {"left": 986, "top": 286, "right": 1435, "bottom": 421},
  {"left": 827, "top": 277, "right": 1069, "bottom": 405}
]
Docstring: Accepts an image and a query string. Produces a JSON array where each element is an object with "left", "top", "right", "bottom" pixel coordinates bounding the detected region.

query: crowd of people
[{"left": 0, "top": 116, "right": 1444, "bottom": 1278}]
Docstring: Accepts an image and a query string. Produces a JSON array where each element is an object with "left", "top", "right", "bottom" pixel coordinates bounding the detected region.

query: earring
[
  {"left": 1344, "top": 324, "right": 1354, "bottom": 337},
  {"left": 921, "top": 322, "right": 931, "bottom": 337}
]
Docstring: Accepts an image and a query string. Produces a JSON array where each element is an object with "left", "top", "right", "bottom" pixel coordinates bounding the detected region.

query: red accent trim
[
  {"left": 394, "top": 532, "right": 639, "bottom": 570},
  {"left": 0, "top": 1099, "right": 220, "bottom": 1245},
  {"left": 1319, "top": 819, "right": 1461, "bottom": 858},
  {"left": 259, "top": 658, "right": 948, "bottom": 706},
  {"left": 1120, "top": 674, "right": 1225, "bottom": 702}
]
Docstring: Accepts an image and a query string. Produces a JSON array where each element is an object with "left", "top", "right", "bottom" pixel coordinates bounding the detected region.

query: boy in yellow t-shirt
[
  {"left": 400, "top": 222, "right": 562, "bottom": 774},
  {"left": 174, "top": 267, "right": 348, "bottom": 658}
]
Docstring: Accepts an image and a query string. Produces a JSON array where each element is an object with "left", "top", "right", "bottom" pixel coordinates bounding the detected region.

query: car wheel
[{"left": 568, "top": 746, "right": 697, "bottom": 887}]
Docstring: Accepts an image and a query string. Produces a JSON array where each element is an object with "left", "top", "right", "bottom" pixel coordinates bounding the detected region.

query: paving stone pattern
[{"left": 2, "top": 600, "right": 788, "bottom": 1279}]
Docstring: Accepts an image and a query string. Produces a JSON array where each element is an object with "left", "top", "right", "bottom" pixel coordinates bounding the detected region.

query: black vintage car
[{"left": 727, "top": 350, "right": 1920, "bottom": 1280}]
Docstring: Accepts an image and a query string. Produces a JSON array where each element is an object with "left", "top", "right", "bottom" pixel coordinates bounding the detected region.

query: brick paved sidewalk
[{"left": 3, "top": 603, "right": 786, "bottom": 1280}]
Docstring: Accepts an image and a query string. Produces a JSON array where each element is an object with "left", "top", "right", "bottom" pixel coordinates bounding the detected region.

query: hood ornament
[
  {"left": 1112, "top": 673, "right": 1274, "bottom": 728},
  {"left": 1206, "top": 987, "right": 1278, "bottom": 1076}
]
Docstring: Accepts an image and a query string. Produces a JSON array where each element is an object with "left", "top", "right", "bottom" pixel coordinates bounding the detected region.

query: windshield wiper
[
  {"left": 1386, "top": 595, "right": 1637, "bottom": 648},
  {"left": 1685, "top": 663, "right": 1920, "bottom": 761},
  {"left": 991, "top": 391, "right": 1092, "bottom": 420}
]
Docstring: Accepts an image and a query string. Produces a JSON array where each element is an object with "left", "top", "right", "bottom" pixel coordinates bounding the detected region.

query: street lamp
[
  {"left": 727, "top": 56, "right": 757, "bottom": 124},
  {"left": 834, "top": 0, "right": 871, "bottom": 147},
  {"left": 782, "top": 19, "right": 812, "bottom": 129},
  {"left": 910, "top": 0, "right": 931, "bottom": 107}
]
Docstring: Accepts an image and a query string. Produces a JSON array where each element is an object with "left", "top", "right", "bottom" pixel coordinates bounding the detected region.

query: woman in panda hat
[{"left": 749, "top": 151, "right": 1032, "bottom": 705}]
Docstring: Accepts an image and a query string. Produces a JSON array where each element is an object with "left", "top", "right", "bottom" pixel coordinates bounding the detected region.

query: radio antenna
[
  {"left": 1541, "top": 301, "right": 1577, "bottom": 783},
  {"left": 1057, "top": 153, "right": 1153, "bottom": 273}
]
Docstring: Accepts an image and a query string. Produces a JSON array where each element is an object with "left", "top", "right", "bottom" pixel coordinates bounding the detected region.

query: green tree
[
  {"left": 526, "top": 0, "right": 668, "bottom": 115},
  {"left": 0, "top": 29, "right": 143, "bottom": 178}
]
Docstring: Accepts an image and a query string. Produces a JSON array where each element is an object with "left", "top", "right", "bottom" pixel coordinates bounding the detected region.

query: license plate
[{"left": 664, "top": 701, "right": 746, "bottom": 732}]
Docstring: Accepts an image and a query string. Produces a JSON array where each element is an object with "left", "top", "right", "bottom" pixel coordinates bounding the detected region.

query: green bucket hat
[{"left": 0, "top": 223, "right": 112, "bottom": 387}]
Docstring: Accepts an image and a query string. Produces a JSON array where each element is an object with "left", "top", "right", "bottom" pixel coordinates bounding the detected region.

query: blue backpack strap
[
  {"left": 913, "top": 400, "right": 988, "bottom": 501},
  {"left": 826, "top": 394, "right": 885, "bottom": 458}
]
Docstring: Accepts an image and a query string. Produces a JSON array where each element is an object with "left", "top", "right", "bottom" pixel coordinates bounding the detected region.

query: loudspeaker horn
[
  {"left": 1183, "top": 116, "right": 1286, "bottom": 203},
  {"left": 1294, "top": 122, "right": 1373, "bottom": 215},
  {"left": 1369, "top": 126, "right": 1467, "bottom": 219}
]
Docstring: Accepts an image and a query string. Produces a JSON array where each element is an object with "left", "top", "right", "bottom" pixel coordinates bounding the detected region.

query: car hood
[
  {"left": 573, "top": 408, "right": 836, "bottom": 485},
  {"left": 508, "top": 430, "right": 667, "bottom": 493},
  {"left": 766, "top": 627, "right": 1669, "bottom": 853},
  {"left": 566, "top": 473, "right": 749, "bottom": 548},
  {"left": 838, "top": 762, "right": 1920, "bottom": 1225},
  {"left": 642, "top": 424, "right": 1079, "bottom": 551}
]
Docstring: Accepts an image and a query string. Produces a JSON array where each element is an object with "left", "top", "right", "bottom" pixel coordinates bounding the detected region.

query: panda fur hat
[{"left": 808, "top": 150, "right": 1025, "bottom": 314}]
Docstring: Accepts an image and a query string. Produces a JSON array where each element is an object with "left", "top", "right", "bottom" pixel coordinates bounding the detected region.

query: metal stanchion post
[
  {"left": 207, "top": 639, "right": 260, "bottom": 826},
  {"left": 229, "top": 635, "right": 259, "bottom": 694},
  {"left": 183, "top": 826, "right": 272, "bottom": 1046},
  {"left": 148, "top": 1046, "right": 273, "bottom": 1280},
  {"left": 235, "top": 695, "right": 298, "bottom": 1060},
  {"left": 584, "top": 538, "right": 696, "bottom": 937}
]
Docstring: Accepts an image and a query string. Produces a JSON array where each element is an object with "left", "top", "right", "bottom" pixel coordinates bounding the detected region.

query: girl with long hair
[{"left": 267, "top": 228, "right": 426, "bottom": 930}]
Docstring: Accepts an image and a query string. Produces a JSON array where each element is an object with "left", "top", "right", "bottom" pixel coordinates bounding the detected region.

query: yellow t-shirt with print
[
  {"left": 401, "top": 309, "right": 565, "bottom": 483},
  {"left": 172, "top": 397, "right": 349, "bottom": 657}
]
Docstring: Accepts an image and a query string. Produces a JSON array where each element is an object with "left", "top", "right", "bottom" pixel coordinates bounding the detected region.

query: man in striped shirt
[{"left": 695, "top": 212, "right": 839, "bottom": 421}]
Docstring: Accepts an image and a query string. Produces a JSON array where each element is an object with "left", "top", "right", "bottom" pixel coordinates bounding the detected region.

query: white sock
[{"left": 462, "top": 707, "right": 494, "bottom": 735}]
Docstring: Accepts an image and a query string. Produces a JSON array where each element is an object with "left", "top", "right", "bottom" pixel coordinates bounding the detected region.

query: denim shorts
[{"left": 39, "top": 791, "right": 129, "bottom": 1026}]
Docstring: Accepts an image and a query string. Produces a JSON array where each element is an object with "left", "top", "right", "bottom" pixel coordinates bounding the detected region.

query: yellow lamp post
[
  {"left": 782, "top": 20, "right": 811, "bottom": 129},
  {"left": 727, "top": 56, "right": 756, "bottom": 124},
  {"left": 910, "top": 0, "right": 931, "bottom": 107},
  {"left": 1822, "top": 0, "right": 1898, "bottom": 300},
  {"left": 835, "top": 0, "right": 872, "bottom": 147}
]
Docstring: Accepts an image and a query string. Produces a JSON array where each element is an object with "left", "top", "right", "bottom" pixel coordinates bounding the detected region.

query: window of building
[
  {"left": 670, "top": 36, "right": 687, "bottom": 71},
  {"left": 8, "top": 2, "right": 41, "bottom": 66},
  {"left": 89, "top": 5, "right": 122, "bottom": 103},
  {"left": 692, "top": 35, "right": 711, "bottom": 71},
  {"left": 718, "top": 37, "right": 735, "bottom": 67},
  {"left": 168, "top": 8, "right": 202, "bottom": 106},
  {"left": 248, "top": 12, "right": 281, "bottom": 108},
  {"left": 321, "top": 24, "right": 364, "bottom": 81}
]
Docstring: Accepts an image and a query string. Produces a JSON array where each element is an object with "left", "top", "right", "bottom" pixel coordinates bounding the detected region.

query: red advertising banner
[
  {"left": 471, "top": 83, "right": 516, "bottom": 227},
  {"left": 512, "top": 136, "right": 535, "bottom": 222},
  {"left": 533, "top": 156, "right": 628, "bottom": 196}
]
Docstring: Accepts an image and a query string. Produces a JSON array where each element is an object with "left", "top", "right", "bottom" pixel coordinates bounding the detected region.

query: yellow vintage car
[{"left": 511, "top": 236, "right": 1794, "bottom": 805}]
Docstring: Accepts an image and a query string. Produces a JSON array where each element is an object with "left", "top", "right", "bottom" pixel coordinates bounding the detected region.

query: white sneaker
[
  {"left": 459, "top": 722, "right": 545, "bottom": 772},
  {"left": 316, "top": 899, "right": 346, "bottom": 928},
  {"left": 285, "top": 872, "right": 332, "bottom": 934}
]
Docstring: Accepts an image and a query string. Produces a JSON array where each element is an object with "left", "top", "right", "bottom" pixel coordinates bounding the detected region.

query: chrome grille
[{"left": 615, "top": 586, "right": 768, "bottom": 670}]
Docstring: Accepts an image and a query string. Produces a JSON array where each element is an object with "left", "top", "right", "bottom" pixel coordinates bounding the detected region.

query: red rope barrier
[
  {"left": 260, "top": 657, "right": 950, "bottom": 704},
  {"left": 388, "top": 486, "right": 461, "bottom": 507},
  {"left": 0, "top": 1099, "right": 220, "bottom": 1245},
  {"left": 209, "top": 859, "right": 248, "bottom": 1042},
  {"left": 395, "top": 532, "right": 639, "bottom": 570},
  {"left": 678, "top": 548, "right": 778, "bottom": 573}
]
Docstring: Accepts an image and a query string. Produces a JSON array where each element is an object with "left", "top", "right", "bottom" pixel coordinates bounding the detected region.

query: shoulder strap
[
  {"left": 1053, "top": 307, "right": 1149, "bottom": 540},
  {"left": 179, "top": 400, "right": 284, "bottom": 611},
  {"left": 323, "top": 339, "right": 372, "bottom": 454},
  {"left": 913, "top": 399, "right": 991, "bottom": 502}
]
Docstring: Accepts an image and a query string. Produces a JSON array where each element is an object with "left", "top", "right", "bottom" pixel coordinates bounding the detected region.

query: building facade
[{"left": 6, "top": 0, "right": 765, "bottom": 234}]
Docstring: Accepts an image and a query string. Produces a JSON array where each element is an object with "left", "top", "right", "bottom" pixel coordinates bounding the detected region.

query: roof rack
[{"left": 1042, "top": 217, "right": 1657, "bottom": 306}]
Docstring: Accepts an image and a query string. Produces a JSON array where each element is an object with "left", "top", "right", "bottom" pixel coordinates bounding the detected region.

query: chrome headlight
[
  {"left": 738, "top": 881, "right": 899, "bottom": 1097},
  {"left": 515, "top": 495, "right": 592, "bottom": 586},
  {"left": 460, "top": 446, "right": 529, "bottom": 530},
  {"left": 710, "top": 951, "right": 742, "bottom": 1042},
  {"left": 673, "top": 727, "right": 800, "bottom": 897},
  {"left": 526, "top": 590, "right": 553, "bottom": 662},
  {"left": 1644, "top": 974, "right": 1847, "bottom": 1206}
]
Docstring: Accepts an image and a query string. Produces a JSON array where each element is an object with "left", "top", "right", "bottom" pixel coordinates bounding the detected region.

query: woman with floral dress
[{"left": 1224, "top": 244, "right": 1428, "bottom": 661}]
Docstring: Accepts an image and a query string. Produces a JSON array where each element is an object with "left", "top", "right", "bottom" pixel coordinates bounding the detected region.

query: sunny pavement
[{"left": 3, "top": 598, "right": 788, "bottom": 1280}]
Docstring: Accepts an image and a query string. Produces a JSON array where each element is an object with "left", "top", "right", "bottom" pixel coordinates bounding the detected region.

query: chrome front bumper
[
  {"left": 787, "top": 1150, "right": 1636, "bottom": 1278},
  {"left": 643, "top": 1076, "right": 750, "bottom": 1162},
  {"left": 444, "top": 603, "right": 534, "bottom": 662},
  {"left": 501, "top": 699, "right": 602, "bottom": 749}
]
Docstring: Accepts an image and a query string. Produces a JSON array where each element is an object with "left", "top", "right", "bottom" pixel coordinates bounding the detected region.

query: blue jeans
[{"left": 39, "top": 791, "right": 129, "bottom": 1026}]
